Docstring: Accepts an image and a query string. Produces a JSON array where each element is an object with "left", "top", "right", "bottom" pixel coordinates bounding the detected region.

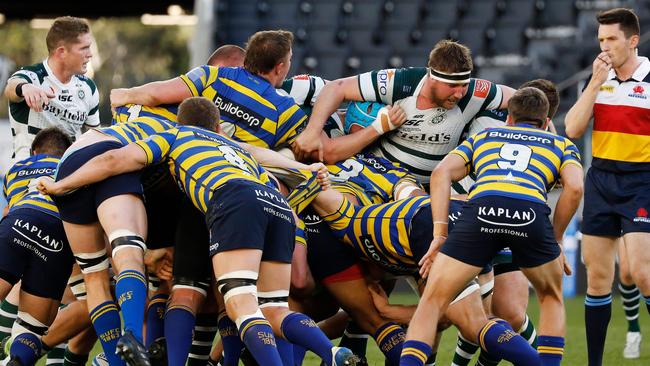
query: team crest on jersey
[
  {"left": 629, "top": 85, "right": 647, "bottom": 99},
  {"left": 473, "top": 79, "right": 490, "bottom": 98},
  {"left": 78, "top": 90, "right": 85, "bottom": 99},
  {"left": 634, "top": 207, "right": 650, "bottom": 223}
]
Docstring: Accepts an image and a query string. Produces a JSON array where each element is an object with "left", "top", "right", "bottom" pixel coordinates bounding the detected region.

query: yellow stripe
[
  {"left": 538, "top": 346, "right": 564, "bottom": 354},
  {"left": 219, "top": 78, "right": 276, "bottom": 110},
  {"left": 180, "top": 75, "right": 199, "bottom": 96},
  {"left": 593, "top": 130, "right": 650, "bottom": 162},
  {"left": 376, "top": 324, "right": 401, "bottom": 343},
  {"left": 479, "top": 320, "right": 498, "bottom": 350},
  {"left": 116, "top": 273, "right": 147, "bottom": 284},
  {"left": 149, "top": 298, "right": 167, "bottom": 306},
  {"left": 401, "top": 348, "right": 427, "bottom": 361},
  {"left": 90, "top": 304, "right": 118, "bottom": 323},
  {"left": 240, "top": 319, "right": 269, "bottom": 336}
]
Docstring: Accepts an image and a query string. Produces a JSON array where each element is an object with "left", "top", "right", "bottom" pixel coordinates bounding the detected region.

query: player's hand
[
  {"left": 22, "top": 84, "right": 55, "bottom": 113},
  {"left": 371, "top": 105, "right": 407, "bottom": 135},
  {"left": 368, "top": 282, "right": 390, "bottom": 311},
  {"left": 110, "top": 88, "right": 130, "bottom": 108},
  {"left": 559, "top": 245, "right": 572, "bottom": 276},
  {"left": 144, "top": 247, "right": 174, "bottom": 281},
  {"left": 36, "top": 176, "right": 64, "bottom": 196},
  {"left": 292, "top": 129, "right": 323, "bottom": 162},
  {"left": 591, "top": 52, "right": 612, "bottom": 86},
  {"left": 419, "top": 236, "right": 446, "bottom": 278},
  {"left": 307, "top": 162, "right": 330, "bottom": 190}
]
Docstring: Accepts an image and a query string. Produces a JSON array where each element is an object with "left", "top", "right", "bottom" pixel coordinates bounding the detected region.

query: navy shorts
[
  {"left": 448, "top": 199, "right": 492, "bottom": 274},
  {"left": 205, "top": 180, "right": 295, "bottom": 263},
  {"left": 303, "top": 207, "right": 360, "bottom": 281},
  {"left": 173, "top": 198, "right": 211, "bottom": 288},
  {"left": 54, "top": 141, "right": 143, "bottom": 224},
  {"left": 144, "top": 171, "right": 184, "bottom": 250},
  {"left": 0, "top": 209, "right": 74, "bottom": 300},
  {"left": 441, "top": 196, "right": 560, "bottom": 269},
  {"left": 582, "top": 167, "right": 650, "bottom": 236}
]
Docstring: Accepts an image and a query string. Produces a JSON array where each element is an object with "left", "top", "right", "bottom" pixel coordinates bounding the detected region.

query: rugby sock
[
  {"left": 478, "top": 319, "right": 540, "bottom": 365},
  {"left": 115, "top": 270, "right": 148, "bottom": 343},
  {"left": 145, "top": 293, "right": 167, "bottom": 348},
  {"left": 293, "top": 344, "right": 307, "bottom": 366},
  {"left": 585, "top": 293, "right": 611, "bottom": 366},
  {"left": 188, "top": 313, "right": 219, "bottom": 366},
  {"left": 237, "top": 315, "right": 283, "bottom": 365},
  {"left": 644, "top": 295, "right": 650, "bottom": 316},
  {"left": 518, "top": 314, "right": 538, "bottom": 347},
  {"left": 62, "top": 348, "right": 89, "bottom": 366},
  {"left": 399, "top": 340, "right": 431, "bottom": 366},
  {"left": 164, "top": 305, "right": 196, "bottom": 366},
  {"left": 218, "top": 313, "right": 243, "bottom": 366},
  {"left": 425, "top": 352, "right": 436, "bottom": 366},
  {"left": 451, "top": 333, "right": 479, "bottom": 366},
  {"left": 619, "top": 283, "right": 641, "bottom": 332},
  {"left": 45, "top": 343, "right": 65, "bottom": 366},
  {"left": 475, "top": 351, "right": 499, "bottom": 366},
  {"left": 89, "top": 301, "right": 124, "bottom": 366},
  {"left": 537, "top": 336, "right": 564, "bottom": 366},
  {"left": 339, "top": 322, "right": 369, "bottom": 360},
  {"left": 276, "top": 338, "right": 294, "bottom": 366},
  {"left": 372, "top": 322, "right": 405, "bottom": 366},
  {"left": 280, "top": 312, "right": 333, "bottom": 364},
  {"left": 0, "top": 300, "right": 18, "bottom": 342},
  {"left": 10, "top": 333, "right": 41, "bottom": 366}
]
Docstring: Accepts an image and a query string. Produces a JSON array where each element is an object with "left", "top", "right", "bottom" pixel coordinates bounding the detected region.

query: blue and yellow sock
[
  {"left": 618, "top": 283, "right": 641, "bottom": 332},
  {"left": 585, "top": 293, "right": 611, "bottom": 366},
  {"left": 89, "top": 301, "right": 124, "bottom": 366},
  {"left": 399, "top": 340, "right": 431, "bottom": 366},
  {"left": 537, "top": 336, "right": 564, "bottom": 366},
  {"left": 280, "top": 312, "right": 333, "bottom": 364},
  {"left": 164, "top": 305, "right": 196, "bottom": 366},
  {"left": 188, "top": 312, "right": 219, "bottom": 366},
  {"left": 218, "top": 312, "right": 243, "bottom": 366},
  {"left": 339, "top": 322, "right": 369, "bottom": 360},
  {"left": 373, "top": 322, "right": 405, "bottom": 366},
  {"left": 238, "top": 313, "right": 282, "bottom": 365},
  {"left": 145, "top": 293, "right": 168, "bottom": 348},
  {"left": 293, "top": 344, "right": 307, "bottom": 366},
  {"left": 478, "top": 319, "right": 539, "bottom": 365},
  {"left": 115, "top": 270, "right": 148, "bottom": 343},
  {"left": 10, "top": 333, "right": 42, "bottom": 366}
]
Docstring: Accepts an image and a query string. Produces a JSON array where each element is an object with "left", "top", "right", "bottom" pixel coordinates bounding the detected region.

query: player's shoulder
[
  {"left": 74, "top": 74, "right": 97, "bottom": 94},
  {"left": 13, "top": 62, "right": 47, "bottom": 83}
]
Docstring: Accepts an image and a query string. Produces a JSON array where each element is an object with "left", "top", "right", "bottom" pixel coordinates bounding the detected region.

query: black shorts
[
  {"left": 206, "top": 180, "right": 295, "bottom": 263},
  {"left": 144, "top": 170, "right": 184, "bottom": 250},
  {"left": 303, "top": 207, "right": 360, "bottom": 281},
  {"left": 441, "top": 196, "right": 560, "bottom": 269},
  {"left": 173, "top": 198, "right": 211, "bottom": 288},
  {"left": 0, "top": 209, "right": 74, "bottom": 300},
  {"left": 54, "top": 141, "right": 143, "bottom": 224},
  {"left": 582, "top": 167, "right": 650, "bottom": 236}
]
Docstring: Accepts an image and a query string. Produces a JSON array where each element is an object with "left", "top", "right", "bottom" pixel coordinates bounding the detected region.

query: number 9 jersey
[{"left": 451, "top": 124, "right": 582, "bottom": 204}]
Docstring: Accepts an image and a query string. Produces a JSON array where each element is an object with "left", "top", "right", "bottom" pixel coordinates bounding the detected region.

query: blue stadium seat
[
  {"left": 351, "top": 47, "right": 391, "bottom": 73},
  {"left": 307, "top": 25, "right": 347, "bottom": 51},
  {"left": 347, "top": 0, "right": 384, "bottom": 27},
  {"left": 450, "top": 21, "right": 488, "bottom": 55},
  {"left": 490, "top": 21, "right": 527, "bottom": 55},
  {"left": 460, "top": 0, "right": 498, "bottom": 28},
  {"left": 537, "top": 0, "right": 576, "bottom": 27},
  {"left": 418, "top": 23, "right": 451, "bottom": 49},
  {"left": 311, "top": 49, "right": 348, "bottom": 80},
  {"left": 347, "top": 25, "right": 383, "bottom": 52},
  {"left": 382, "top": 24, "right": 418, "bottom": 53},
  {"left": 420, "top": 0, "right": 460, "bottom": 30},
  {"left": 497, "top": 0, "right": 536, "bottom": 25},
  {"left": 300, "top": 0, "right": 343, "bottom": 27},
  {"left": 226, "top": 20, "right": 260, "bottom": 47},
  {"left": 260, "top": 0, "right": 299, "bottom": 29},
  {"left": 382, "top": 0, "right": 423, "bottom": 27},
  {"left": 400, "top": 46, "right": 432, "bottom": 68}
]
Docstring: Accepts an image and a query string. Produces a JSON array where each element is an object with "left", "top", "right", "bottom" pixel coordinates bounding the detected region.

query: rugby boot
[
  {"left": 147, "top": 337, "right": 167, "bottom": 366},
  {"left": 116, "top": 330, "right": 151, "bottom": 366}
]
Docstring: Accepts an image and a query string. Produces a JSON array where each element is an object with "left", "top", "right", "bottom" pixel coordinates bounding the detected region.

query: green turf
[{"left": 45, "top": 293, "right": 650, "bottom": 365}]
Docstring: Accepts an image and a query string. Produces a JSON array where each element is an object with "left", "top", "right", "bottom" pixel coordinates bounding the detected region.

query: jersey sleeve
[
  {"left": 467, "top": 109, "right": 507, "bottom": 136},
  {"left": 457, "top": 79, "right": 503, "bottom": 115},
  {"left": 281, "top": 75, "right": 327, "bottom": 107},
  {"left": 450, "top": 137, "right": 475, "bottom": 166},
  {"left": 85, "top": 79, "right": 100, "bottom": 127},
  {"left": 134, "top": 129, "right": 177, "bottom": 165},
  {"left": 560, "top": 138, "right": 583, "bottom": 170},
  {"left": 9, "top": 68, "right": 39, "bottom": 85},
  {"left": 275, "top": 101, "right": 308, "bottom": 146},
  {"left": 357, "top": 67, "right": 427, "bottom": 104},
  {"left": 180, "top": 65, "right": 218, "bottom": 97}
]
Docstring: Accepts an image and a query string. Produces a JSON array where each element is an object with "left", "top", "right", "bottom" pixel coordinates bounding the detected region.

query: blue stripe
[{"left": 585, "top": 295, "right": 613, "bottom": 306}]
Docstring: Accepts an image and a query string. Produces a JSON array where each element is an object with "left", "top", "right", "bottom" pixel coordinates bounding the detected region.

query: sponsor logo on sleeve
[{"left": 473, "top": 79, "right": 490, "bottom": 98}]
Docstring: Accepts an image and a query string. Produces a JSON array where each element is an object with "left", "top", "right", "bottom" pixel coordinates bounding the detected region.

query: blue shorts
[
  {"left": 303, "top": 207, "right": 360, "bottom": 281},
  {"left": 441, "top": 196, "right": 560, "bottom": 268},
  {"left": 0, "top": 209, "right": 73, "bottom": 300},
  {"left": 206, "top": 179, "right": 295, "bottom": 263},
  {"left": 582, "top": 167, "right": 650, "bottom": 236},
  {"left": 448, "top": 199, "right": 493, "bottom": 275},
  {"left": 54, "top": 141, "right": 143, "bottom": 224}
]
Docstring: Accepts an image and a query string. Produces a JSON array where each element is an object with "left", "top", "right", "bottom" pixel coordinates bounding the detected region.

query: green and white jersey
[
  {"left": 8, "top": 59, "right": 100, "bottom": 160},
  {"left": 358, "top": 67, "right": 503, "bottom": 183}
]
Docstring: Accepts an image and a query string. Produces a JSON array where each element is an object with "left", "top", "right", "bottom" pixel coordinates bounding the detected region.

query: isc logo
[{"left": 58, "top": 95, "right": 73, "bottom": 102}]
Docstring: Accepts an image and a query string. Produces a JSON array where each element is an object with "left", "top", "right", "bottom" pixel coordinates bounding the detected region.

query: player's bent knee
[
  {"left": 108, "top": 229, "right": 146, "bottom": 256},
  {"left": 216, "top": 270, "right": 258, "bottom": 304},
  {"left": 13, "top": 311, "right": 49, "bottom": 338},
  {"left": 74, "top": 249, "right": 109, "bottom": 274}
]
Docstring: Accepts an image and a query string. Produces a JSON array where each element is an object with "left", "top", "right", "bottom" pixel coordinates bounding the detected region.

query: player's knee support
[
  {"left": 450, "top": 280, "right": 481, "bottom": 306},
  {"left": 216, "top": 271, "right": 258, "bottom": 304},
  {"left": 109, "top": 229, "right": 146, "bottom": 256},
  {"left": 74, "top": 249, "right": 109, "bottom": 274},
  {"left": 68, "top": 273, "right": 87, "bottom": 300},
  {"left": 12, "top": 311, "right": 48, "bottom": 338},
  {"left": 172, "top": 276, "right": 210, "bottom": 297},
  {"left": 234, "top": 309, "right": 265, "bottom": 330},
  {"left": 480, "top": 278, "right": 494, "bottom": 299},
  {"left": 258, "top": 290, "right": 289, "bottom": 309}
]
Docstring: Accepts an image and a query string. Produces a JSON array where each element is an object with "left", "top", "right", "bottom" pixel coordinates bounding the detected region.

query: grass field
[{"left": 58, "top": 293, "right": 650, "bottom": 365}]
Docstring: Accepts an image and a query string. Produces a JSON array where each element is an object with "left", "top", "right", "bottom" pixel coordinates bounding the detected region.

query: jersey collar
[{"left": 608, "top": 56, "right": 650, "bottom": 82}]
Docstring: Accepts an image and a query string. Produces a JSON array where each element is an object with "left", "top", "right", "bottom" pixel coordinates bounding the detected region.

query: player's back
[
  {"left": 98, "top": 116, "right": 176, "bottom": 145},
  {"left": 181, "top": 66, "right": 307, "bottom": 149},
  {"left": 3, "top": 154, "right": 60, "bottom": 218},
  {"left": 452, "top": 124, "right": 582, "bottom": 204},
  {"left": 111, "top": 104, "right": 179, "bottom": 124}
]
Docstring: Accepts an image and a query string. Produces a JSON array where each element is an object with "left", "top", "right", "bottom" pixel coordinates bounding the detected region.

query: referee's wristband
[{"left": 15, "top": 82, "right": 28, "bottom": 98}]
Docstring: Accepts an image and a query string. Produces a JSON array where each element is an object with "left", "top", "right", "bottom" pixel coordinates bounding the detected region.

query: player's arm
[
  {"left": 110, "top": 77, "right": 190, "bottom": 108},
  {"left": 291, "top": 241, "right": 315, "bottom": 297},
  {"left": 4, "top": 77, "right": 55, "bottom": 112},
  {"left": 368, "top": 283, "right": 415, "bottom": 325},
  {"left": 565, "top": 52, "right": 612, "bottom": 138},
  {"left": 240, "top": 142, "right": 328, "bottom": 178},
  {"left": 293, "top": 76, "right": 364, "bottom": 161},
  {"left": 552, "top": 163, "right": 584, "bottom": 242},
  {"left": 497, "top": 84, "right": 516, "bottom": 109},
  {"left": 37, "top": 143, "right": 148, "bottom": 196}
]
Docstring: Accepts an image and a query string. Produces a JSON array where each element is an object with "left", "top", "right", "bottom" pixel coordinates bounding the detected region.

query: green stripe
[
  {"left": 479, "top": 82, "right": 499, "bottom": 112},
  {"left": 379, "top": 146, "right": 432, "bottom": 177},
  {"left": 384, "top": 138, "right": 448, "bottom": 160}
]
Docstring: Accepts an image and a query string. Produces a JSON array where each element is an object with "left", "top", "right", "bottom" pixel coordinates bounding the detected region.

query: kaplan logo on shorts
[
  {"left": 303, "top": 213, "right": 323, "bottom": 225},
  {"left": 12, "top": 219, "right": 63, "bottom": 252},
  {"left": 633, "top": 207, "right": 650, "bottom": 223},
  {"left": 214, "top": 95, "right": 264, "bottom": 130},
  {"left": 477, "top": 206, "right": 536, "bottom": 227}
]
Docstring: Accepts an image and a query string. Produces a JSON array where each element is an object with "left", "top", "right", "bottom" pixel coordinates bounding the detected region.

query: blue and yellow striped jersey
[
  {"left": 180, "top": 66, "right": 307, "bottom": 149},
  {"left": 98, "top": 116, "right": 176, "bottom": 146},
  {"left": 328, "top": 153, "right": 419, "bottom": 205},
  {"left": 2, "top": 154, "right": 60, "bottom": 218},
  {"left": 135, "top": 125, "right": 272, "bottom": 213},
  {"left": 451, "top": 124, "right": 582, "bottom": 204},
  {"left": 323, "top": 195, "right": 430, "bottom": 274},
  {"left": 111, "top": 104, "right": 179, "bottom": 125}
]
